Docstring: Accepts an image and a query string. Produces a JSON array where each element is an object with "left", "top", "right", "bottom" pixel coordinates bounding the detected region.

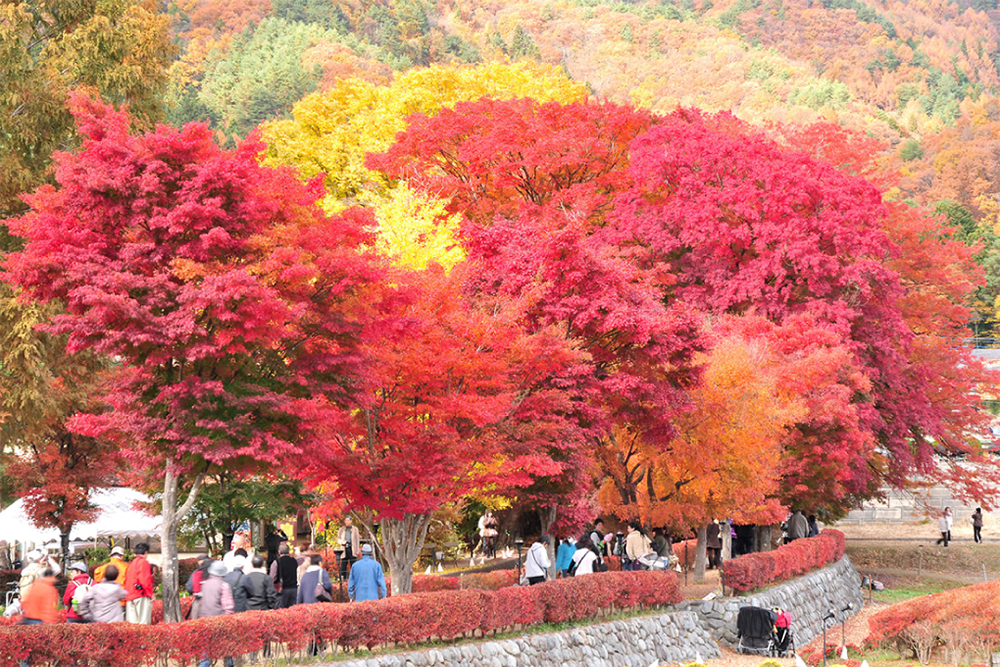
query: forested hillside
[{"left": 157, "top": 0, "right": 1000, "bottom": 331}]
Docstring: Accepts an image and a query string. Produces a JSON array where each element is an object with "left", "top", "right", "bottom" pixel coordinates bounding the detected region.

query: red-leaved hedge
[
  {"left": 0, "top": 570, "right": 681, "bottom": 667},
  {"left": 673, "top": 540, "right": 697, "bottom": 569},
  {"left": 457, "top": 569, "right": 519, "bottom": 590},
  {"left": 867, "top": 579, "right": 1000, "bottom": 662},
  {"left": 720, "top": 530, "right": 845, "bottom": 593}
]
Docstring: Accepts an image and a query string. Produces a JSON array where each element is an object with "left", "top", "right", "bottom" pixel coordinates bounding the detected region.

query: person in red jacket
[
  {"left": 21, "top": 569, "right": 60, "bottom": 624},
  {"left": 124, "top": 543, "right": 154, "bottom": 624},
  {"left": 64, "top": 561, "right": 93, "bottom": 623}
]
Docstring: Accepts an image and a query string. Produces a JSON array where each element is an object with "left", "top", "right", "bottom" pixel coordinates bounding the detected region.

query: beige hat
[{"left": 110, "top": 546, "right": 125, "bottom": 556}]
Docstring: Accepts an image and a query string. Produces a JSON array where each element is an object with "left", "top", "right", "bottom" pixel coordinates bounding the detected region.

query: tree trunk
[
  {"left": 380, "top": 513, "right": 432, "bottom": 596},
  {"left": 60, "top": 526, "right": 71, "bottom": 573},
  {"left": 538, "top": 505, "right": 558, "bottom": 579},
  {"left": 694, "top": 524, "right": 708, "bottom": 582},
  {"left": 160, "top": 467, "right": 204, "bottom": 623}
]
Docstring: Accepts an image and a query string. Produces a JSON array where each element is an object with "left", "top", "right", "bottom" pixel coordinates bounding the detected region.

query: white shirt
[
  {"left": 571, "top": 548, "right": 598, "bottom": 576},
  {"left": 524, "top": 542, "right": 551, "bottom": 578},
  {"left": 222, "top": 550, "right": 240, "bottom": 573}
]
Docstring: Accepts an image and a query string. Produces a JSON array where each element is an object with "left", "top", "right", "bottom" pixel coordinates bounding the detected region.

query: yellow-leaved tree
[{"left": 261, "top": 62, "right": 588, "bottom": 270}]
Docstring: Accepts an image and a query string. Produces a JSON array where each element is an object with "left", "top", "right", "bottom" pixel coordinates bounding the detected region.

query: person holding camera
[{"left": 124, "top": 543, "right": 154, "bottom": 624}]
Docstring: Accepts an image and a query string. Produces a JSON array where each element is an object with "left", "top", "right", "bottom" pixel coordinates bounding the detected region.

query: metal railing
[{"left": 963, "top": 338, "right": 1000, "bottom": 349}]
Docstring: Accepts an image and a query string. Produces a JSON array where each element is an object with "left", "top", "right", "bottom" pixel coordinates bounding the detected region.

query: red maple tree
[
  {"left": 302, "top": 264, "right": 588, "bottom": 593},
  {"left": 371, "top": 99, "right": 705, "bottom": 536},
  {"left": 4, "top": 94, "right": 388, "bottom": 620}
]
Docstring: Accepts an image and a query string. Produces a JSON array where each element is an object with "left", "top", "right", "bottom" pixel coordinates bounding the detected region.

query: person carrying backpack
[
  {"left": 64, "top": 561, "right": 93, "bottom": 623},
  {"left": 78, "top": 564, "right": 127, "bottom": 623},
  {"left": 223, "top": 555, "right": 249, "bottom": 613}
]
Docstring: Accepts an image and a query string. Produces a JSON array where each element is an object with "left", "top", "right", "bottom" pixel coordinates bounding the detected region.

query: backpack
[{"left": 71, "top": 579, "right": 93, "bottom": 612}]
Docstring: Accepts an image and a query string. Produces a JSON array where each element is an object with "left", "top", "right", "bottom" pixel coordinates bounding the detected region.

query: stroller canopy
[{"left": 738, "top": 606, "right": 777, "bottom": 639}]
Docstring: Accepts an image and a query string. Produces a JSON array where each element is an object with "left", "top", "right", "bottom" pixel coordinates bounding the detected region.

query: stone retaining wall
[
  {"left": 319, "top": 557, "right": 863, "bottom": 667},
  {"left": 674, "top": 556, "right": 864, "bottom": 649},
  {"left": 318, "top": 610, "right": 720, "bottom": 667}
]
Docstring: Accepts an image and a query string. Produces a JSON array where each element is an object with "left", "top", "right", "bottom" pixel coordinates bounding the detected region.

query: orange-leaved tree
[{"left": 598, "top": 315, "right": 804, "bottom": 577}]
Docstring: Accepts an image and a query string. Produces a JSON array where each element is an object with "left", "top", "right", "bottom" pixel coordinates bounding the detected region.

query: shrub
[
  {"left": 867, "top": 579, "right": 1000, "bottom": 663},
  {"left": 412, "top": 574, "right": 460, "bottom": 593},
  {"left": 673, "top": 539, "right": 697, "bottom": 569},
  {"left": 458, "top": 569, "right": 519, "bottom": 590},
  {"left": 721, "top": 530, "right": 844, "bottom": 593},
  {"left": 151, "top": 596, "right": 194, "bottom": 624},
  {"left": 0, "top": 570, "right": 681, "bottom": 666}
]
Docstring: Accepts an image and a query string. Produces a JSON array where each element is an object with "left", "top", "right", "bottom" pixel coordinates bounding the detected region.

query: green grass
[{"left": 869, "top": 577, "right": 966, "bottom": 604}]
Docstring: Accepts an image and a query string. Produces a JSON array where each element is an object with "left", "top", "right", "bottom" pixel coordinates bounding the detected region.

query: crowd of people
[
  {"left": 12, "top": 529, "right": 388, "bottom": 631},
  {"left": 536, "top": 513, "right": 825, "bottom": 583},
  {"left": 16, "top": 543, "right": 154, "bottom": 626}
]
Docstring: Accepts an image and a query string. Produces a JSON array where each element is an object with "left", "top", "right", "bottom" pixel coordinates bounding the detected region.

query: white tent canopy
[{"left": 0, "top": 487, "right": 160, "bottom": 546}]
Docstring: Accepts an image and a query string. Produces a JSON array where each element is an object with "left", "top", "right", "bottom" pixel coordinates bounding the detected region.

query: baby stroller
[{"left": 736, "top": 606, "right": 795, "bottom": 657}]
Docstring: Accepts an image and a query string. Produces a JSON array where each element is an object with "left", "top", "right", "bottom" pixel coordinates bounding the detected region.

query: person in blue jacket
[
  {"left": 348, "top": 544, "right": 386, "bottom": 602},
  {"left": 555, "top": 536, "right": 576, "bottom": 577}
]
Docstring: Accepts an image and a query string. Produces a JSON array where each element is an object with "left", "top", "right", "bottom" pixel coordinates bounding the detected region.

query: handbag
[{"left": 315, "top": 576, "right": 333, "bottom": 602}]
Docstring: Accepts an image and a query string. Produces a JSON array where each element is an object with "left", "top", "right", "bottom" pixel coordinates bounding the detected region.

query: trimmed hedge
[
  {"left": 457, "top": 569, "right": 519, "bottom": 590},
  {"left": 0, "top": 570, "right": 681, "bottom": 667},
  {"left": 673, "top": 539, "right": 697, "bottom": 569},
  {"left": 720, "top": 529, "right": 845, "bottom": 593}
]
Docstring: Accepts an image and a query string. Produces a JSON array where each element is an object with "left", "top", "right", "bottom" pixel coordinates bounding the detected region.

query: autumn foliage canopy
[{"left": 3, "top": 59, "right": 996, "bottom": 604}]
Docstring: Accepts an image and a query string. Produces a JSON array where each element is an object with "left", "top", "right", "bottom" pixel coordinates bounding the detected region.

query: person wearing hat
[
  {"left": 95, "top": 546, "right": 129, "bottom": 586},
  {"left": 195, "top": 561, "right": 234, "bottom": 619},
  {"left": 64, "top": 561, "right": 94, "bottom": 623},
  {"left": 347, "top": 543, "right": 385, "bottom": 602},
  {"left": 195, "top": 561, "right": 234, "bottom": 667},
  {"left": 18, "top": 550, "right": 44, "bottom": 600}
]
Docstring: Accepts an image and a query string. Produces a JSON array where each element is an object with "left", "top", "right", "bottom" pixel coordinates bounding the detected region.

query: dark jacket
[
  {"left": 296, "top": 567, "right": 332, "bottom": 604},
  {"left": 185, "top": 560, "right": 215, "bottom": 595},
  {"left": 277, "top": 555, "right": 299, "bottom": 589},
  {"left": 243, "top": 571, "right": 278, "bottom": 611},
  {"left": 223, "top": 570, "right": 248, "bottom": 613},
  {"left": 706, "top": 523, "right": 721, "bottom": 549}
]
